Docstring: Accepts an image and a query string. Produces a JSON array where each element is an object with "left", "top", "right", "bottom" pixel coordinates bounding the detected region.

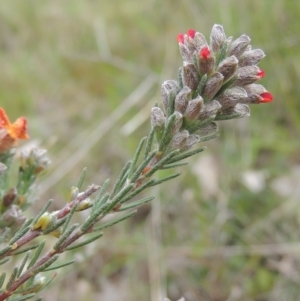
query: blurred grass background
[{"left": 1, "top": 0, "right": 300, "bottom": 300}]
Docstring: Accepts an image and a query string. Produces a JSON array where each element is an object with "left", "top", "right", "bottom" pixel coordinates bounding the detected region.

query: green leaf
[
  {"left": 27, "top": 241, "right": 45, "bottom": 270},
  {"left": 127, "top": 137, "right": 147, "bottom": 180},
  {"left": 118, "top": 197, "right": 154, "bottom": 211},
  {"left": 43, "top": 259, "right": 75, "bottom": 272},
  {"left": 93, "top": 210, "right": 137, "bottom": 232},
  {"left": 66, "top": 233, "right": 103, "bottom": 251},
  {"left": 76, "top": 167, "right": 87, "bottom": 189}
]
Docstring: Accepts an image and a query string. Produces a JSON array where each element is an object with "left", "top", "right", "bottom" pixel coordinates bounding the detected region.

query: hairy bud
[
  {"left": 228, "top": 34, "right": 251, "bottom": 58},
  {"left": 202, "top": 72, "right": 224, "bottom": 101},
  {"left": 239, "top": 49, "right": 265, "bottom": 67},
  {"left": 184, "top": 96, "right": 204, "bottom": 120},
  {"left": 217, "top": 55, "right": 238, "bottom": 82},
  {"left": 151, "top": 107, "right": 166, "bottom": 128},
  {"left": 183, "top": 63, "right": 199, "bottom": 90},
  {"left": 161, "top": 80, "right": 179, "bottom": 112},
  {"left": 174, "top": 86, "right": 192, "bottom": 114},
  {"left": 210, "top": 24, "right": 226, "bottom": 53},
  {"left": 217, "top": 87, "right": 247, "bottom": 108}
]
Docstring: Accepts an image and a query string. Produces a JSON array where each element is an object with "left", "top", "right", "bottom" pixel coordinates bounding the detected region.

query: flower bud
[
  {"left": 20, "top": 147, "right": 51, "bottom": 174},
  {"left": 182, "top": 134, "right": 200, "bottom": 151},
  {"left": 217, "top": 87, "right": 247, "bottom": 108},
  {"left": 194, "top": 32, "right": 208, "bottom": 51},
  {"left": 241, "top": 85, "right": 273, "bottom": 104},
  {"left": 228, "top": 34, "right": 251, "bottom": 58},
  {"left": 215, "top": 103, "right": 250, "bottom": 120},
  {"left": 202, "top": 72, "right": 224, "bottom": 101},
  {"left": 178, "top": 42, "right": 192, "bottom": 63},
  {"left": 67, "top": 186, "right": 79, "bottom": 203},
  {"left": 186, "top": 29, "right": 198, "bottom": 53},
  {"left": 210, "top": 24, "right": 226, "bottom": 53},
  {"left": 22, "top": 274, "right": 46, "bottom": 294},
  {"left": 217, "top": 55, "right": 238, "bottom": 82},
  {"left": 239, "top": 49, "right": 265, "bottom": 67},
  {"left": 197, "top": 122, "right": 218, "bottom": 139},
  {"left": 174, "top": 86, "right": 192, "bottom": 114},
  {"left": 151, "top": 107, "right": 166, "bottom": 128},
  {"left": 233, "top": 66, "right": 263, "bottom": 86},
  {"left": 170, "top": 130, "right": 189, "bottom": 150},
  {"left": 198, "top": 46, "right": 215, "bottom": 76},
  {"left": 198, "top": 100, "right": 222, "bottom": 121},
  {"left": 184, "top": 96, "right": 204, "bottom": 120},
  {"left": 183, "top": 63, "right": 199, "bottom": 90},
  {"left": 32, "top": 211, "right": 57, "bottom": 231},
  {"left": 2, "top": 205, "right": 26, "bottom": 227},
  {"left": 161, "top": 80, "right": 179, "bottom": 112},
  {"left": 2, "top": 187, "right": 17, "bottom": 207},
  {"left": 76, "top": 198, "right": 92, "bottom": 211},
  {"left": 243, "top": 84, "right": 266, "bottom": 95}
]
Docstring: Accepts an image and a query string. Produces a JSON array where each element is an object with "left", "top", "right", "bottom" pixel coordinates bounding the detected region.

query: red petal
[
  {"left": 187, "top": 29, "right": 196, "bottom": 38},
  {"left": 257, "top": 69, "right": 265, "bottom": 78},
  {"left": 8, "top": 117, "right": 29, "bottom": 140},
  {"left": 260, "top": 92, "right": 273, "bottom": 103},
  {"left": 199, "top": 46, "right": 210, "bottom": 59},
  {"left": 0, "top": 107, "right": 11, "bottom": 128},
  {"left": 177, "top": 34, "right": 185, "bottom": 44}
]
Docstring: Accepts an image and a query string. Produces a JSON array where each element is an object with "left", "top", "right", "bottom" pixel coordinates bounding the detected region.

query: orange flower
[{"left": 0, "top": 107, "right": 29, "bottom": 153}]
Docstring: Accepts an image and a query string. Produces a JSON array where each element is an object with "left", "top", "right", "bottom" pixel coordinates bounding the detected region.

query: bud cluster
[
  {"left": 20, "top": 147, "right": 51, "bottom": 175},
  {"left": 151, "top": 25, "right": 273, "bottom": 154}
]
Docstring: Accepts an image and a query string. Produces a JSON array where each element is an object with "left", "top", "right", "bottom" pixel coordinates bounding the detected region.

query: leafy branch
[{"left": 0, "top": 24, "right": 273, "bottom": 300}]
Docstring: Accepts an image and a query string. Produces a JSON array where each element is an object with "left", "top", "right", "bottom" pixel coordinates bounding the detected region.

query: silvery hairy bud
[
  {"left": 2, "top": 205, "right": 26, "bottom": 227},
  {"left": 194, "top": 32, "right": 208, "bottom": 51},
  {"left": 197, "top": 122, "right": 218, "bottom": 137},
  {"left": 217, "top": 87, "right": 247, "bottom": 108},
  {"left": 228, "top": 34, "right": 251, "bottom": 58},
  {"left": 184, "top": 96, "right": 204, "bottom": 120},
  {"left": 178, "top": 42, "right": 193, "bottom": 63},
  {"left": 202, "top": 72, "right": 224, "bottom": 101},
  {"left": 198, "top": 100, "right": 222, "bottom": 121},
  {"left": 242, "top": 84, "right": 273, "bottom": 104},
  {"left": 239, "top": 49, "right": 265, "bottom": 67},
  {"left": 182, "top": 134, "right": 200, "bottom": 151},
  {"left": 198, "top": 46, "right": 215, "bottom": 76},
  {"left": 151, "top": 107, "right": 166, "bottom": 128},
  {"left": 161, "top": 80, "right": 179, "bottom": 112},
  {"left": 215, "top": 103, "right": 250, "bottom": 120},
  {"left": 234, "top": 65, "right": 264, "bottom": 86},
  {"left": 20, "top": 147, "right": 51, "bottom": 174},
  {"left": 174, "top": 86, "right": 191, "bottom": 114},
  {"left": 183, "top": 63, "right": 199, "bottom": 90},
  {"left": 170, "top": 130, "right": 189, "bottom": 150},
  {"left": 217, "top": 55, "right": 238, "bottom": 82},
  {"left": 210, "top": 24, "right": 226, "bottom": 53},
  {"left": 186, "top": 29, "right": 198, "bottom": 53}
]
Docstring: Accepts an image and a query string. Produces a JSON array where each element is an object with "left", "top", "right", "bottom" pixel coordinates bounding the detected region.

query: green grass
[{"left": 1, "top": 0, "right": 300, "bottom": 300}]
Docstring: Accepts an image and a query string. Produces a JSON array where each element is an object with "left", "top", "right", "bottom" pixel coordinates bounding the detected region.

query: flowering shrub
[{"left": 0, "top": 25, "right": 272, "bottom": 301}]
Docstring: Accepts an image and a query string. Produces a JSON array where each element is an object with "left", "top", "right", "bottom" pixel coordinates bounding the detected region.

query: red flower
[
  {"left": 199, "top": 46, "right": 211, "bottom": 60},
  {"left": 257, "top": 69, "right": 265, "bottom": 78},
  {"left": 259, "top": 92, "right": 273, "bottom": 103},
  {"left": 0, "top": 108, "right": 29, "bottom": 153},
  {"left": 177, "top": 34, "right": 185, "bottom": 44},
  {"left": 187, "top": 29, "right": 196, "bottom": 39}
]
